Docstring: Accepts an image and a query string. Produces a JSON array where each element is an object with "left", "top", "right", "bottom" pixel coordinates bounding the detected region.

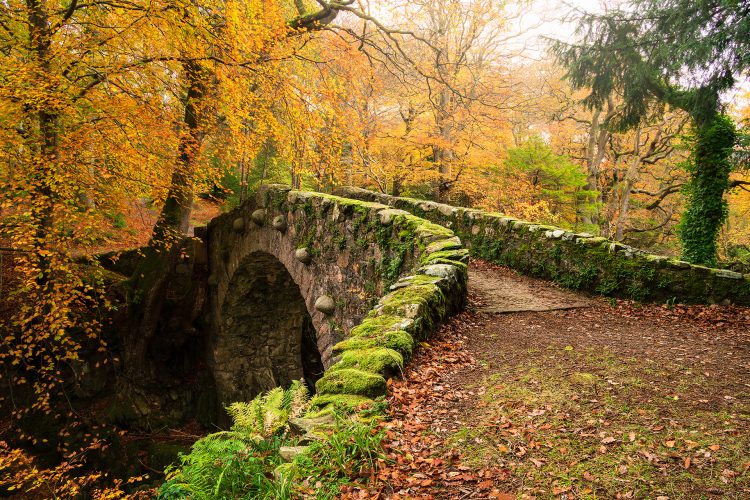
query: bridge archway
[
  {"left": 205, "top": 185, "right": 467, "bottom": 417},
  {"left": 206, "top": 188, "right": 397, "bottom": 410},
  {"left": 214, "top": 251, "right": 324, "bottom": 404}
]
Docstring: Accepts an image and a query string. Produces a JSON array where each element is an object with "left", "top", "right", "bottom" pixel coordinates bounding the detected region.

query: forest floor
[{"left": 343, "top": 260, "right": 750, "bottom": 499}]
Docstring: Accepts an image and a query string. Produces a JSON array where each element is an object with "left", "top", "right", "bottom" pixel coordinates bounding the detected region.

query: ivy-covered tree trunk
[
  {"left": 124, "top": 60, "right": 209, "bottom": 386},
  {"left": 678, "top": 114, "right": 736, "bottom": 266}
]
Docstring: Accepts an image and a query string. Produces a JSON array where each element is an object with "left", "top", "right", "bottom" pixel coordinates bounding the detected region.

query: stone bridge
[
  {"left": 200, "top": 183, "right": 748, "bottom": 414},
  {"left": 103, "top": 184, "right": 749, "bottom": 426},
  {"left": 201, "top": 185, "right": 468, "bottom": 413}
]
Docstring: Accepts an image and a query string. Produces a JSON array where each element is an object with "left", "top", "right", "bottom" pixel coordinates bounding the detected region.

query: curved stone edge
[
  {"left": 334, "top": 186, "right": 750, "bottom": 307},
  {"left": 235, "top": 185, "right": 468, "bottom": 417}
]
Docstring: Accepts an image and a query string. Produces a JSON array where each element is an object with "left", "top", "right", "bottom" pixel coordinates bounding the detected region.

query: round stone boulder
[
  {"left": 232, "top": 217, "right": 245, "bottom": 232},
  {"left": 314, "top": 295, "right": 336, "bottom": 315},
  {"left": 251, "top": 209, "right": 266, "bottom": 226},
  {"left": 272, "top": 214, "right": 287, "bottom": 232},
  {"left": 295, "top": 247, "right": 313, "bottom": 264}
]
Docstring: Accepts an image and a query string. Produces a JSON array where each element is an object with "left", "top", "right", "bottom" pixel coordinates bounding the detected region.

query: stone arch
[
  {"left": 212, "top": 251, "right": 324, "bottom": 405},
  {"left": 205, "top": 184, "right": 468, "bottom": 415},
  {"left": 206, "top": 188, "right": 388, "bottom": 408}
]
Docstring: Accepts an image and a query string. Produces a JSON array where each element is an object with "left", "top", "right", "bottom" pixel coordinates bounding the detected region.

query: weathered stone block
[
  {"left": 295, "top": 247, "right": 313, "bottom": 264},
  {"left": 232, "top": 217, "right": 245, "bottom": 232},
  {"left": 272, "top": 214, "right": 287, "bottom": 231},
  {"left": 315, "top": 368, "right": 387, "bottom": 398}
]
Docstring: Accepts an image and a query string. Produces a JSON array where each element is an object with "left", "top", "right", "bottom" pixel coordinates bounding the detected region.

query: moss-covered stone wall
[
  {"left": 334, "top": 186, "right": 750, "bottom": 306},
  {"left": 206, "top": 185, "right": 468, "bottom": 415}
]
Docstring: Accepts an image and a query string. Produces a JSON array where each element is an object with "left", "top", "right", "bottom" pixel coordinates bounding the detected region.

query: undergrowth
[{"left": 156, "top": 381, "right": 387, "bottom": 499}]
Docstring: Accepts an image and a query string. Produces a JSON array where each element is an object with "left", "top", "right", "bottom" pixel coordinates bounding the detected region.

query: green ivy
[{"left": 678, "top": 114, "right": 737, "bottom": 266}]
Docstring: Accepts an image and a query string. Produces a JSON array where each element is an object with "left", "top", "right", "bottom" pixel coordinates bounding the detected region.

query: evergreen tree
[{"left": 553, "top": 0, "right": 750, "bottom": 265}]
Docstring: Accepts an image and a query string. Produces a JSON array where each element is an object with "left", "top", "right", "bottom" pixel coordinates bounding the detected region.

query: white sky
[
  {"left": 358, "top": 0, "right": 747, "bottom": 111},
  {"left": 505, "top": 0, "right": 612, "bottom": 59}
]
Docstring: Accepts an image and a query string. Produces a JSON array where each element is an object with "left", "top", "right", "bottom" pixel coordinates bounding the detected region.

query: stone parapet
[{"left": 334, "top": 186, "right": 750, "bottom": 306}]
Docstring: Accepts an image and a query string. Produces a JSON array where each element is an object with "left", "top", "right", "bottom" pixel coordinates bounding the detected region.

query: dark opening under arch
[{"left": 216, "top": 251, "right": 324, "bottom": 404}]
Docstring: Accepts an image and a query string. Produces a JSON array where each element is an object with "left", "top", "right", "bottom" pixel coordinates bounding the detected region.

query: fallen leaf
[
  {"left": 683, "top": 457, "right": 691, "bottom": 469},
  {"left": 709, "top": 444, "right": 721, "bottom": 451}
]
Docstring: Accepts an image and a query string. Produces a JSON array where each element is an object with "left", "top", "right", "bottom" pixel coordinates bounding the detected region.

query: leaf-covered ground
[{"left": 342, "top": 260, "right": 750, "bottom": 499}]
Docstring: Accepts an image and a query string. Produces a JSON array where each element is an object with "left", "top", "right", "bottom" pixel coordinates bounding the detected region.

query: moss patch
[
  {"left": 329, "top": 348, "right": 404, "bottom": 376},
  {"left": 316, "top": 369, "right": 387, "bottom": 398},
  {"left": 332, "top": 330, "right": 414, "bottom": 360}
]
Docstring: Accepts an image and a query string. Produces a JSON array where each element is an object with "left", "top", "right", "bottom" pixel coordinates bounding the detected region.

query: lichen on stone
[{"left": 328, "top": 348, "right": 404, "bottom": 376}]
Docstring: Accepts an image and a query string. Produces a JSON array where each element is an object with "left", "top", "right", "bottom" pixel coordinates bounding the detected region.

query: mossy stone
[
  {"left": 315, "top": 295, "right": 336, "bottom": 315},
  {"left": 306, "top": 394, "right": 373, "bottom": 416},
  {"left": 232, "top": 217, "right": 245, "bottom": 232},
  {"left": 251, "top": 208, "right": 266, "bottom": 225},
  {"left": 295, "top": 247, "right": 313, "bottom": 264},
  {"left": 315, "top": 368, "right": 387, "bottom": 398},
  {"left": 272, "top": 214, "right": 287, "bottom": 231},
  {"left": 328, "top": 348, "right": 404, "bottom": 376},
  {"left": 333, "top": 329, "right": 414, "bottom": 360}
]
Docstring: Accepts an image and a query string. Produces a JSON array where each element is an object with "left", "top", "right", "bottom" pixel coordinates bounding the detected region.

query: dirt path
[
  {"left": 469, "top": 261, "right": 592, "bottom": 314},
  {"left": 350, "top": 260, "right": 750, "bottom": 499}
]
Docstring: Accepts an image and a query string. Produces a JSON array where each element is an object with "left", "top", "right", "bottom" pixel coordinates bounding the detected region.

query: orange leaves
[{"left": 0, "top": 439, "right": 147, "bottom": 499}]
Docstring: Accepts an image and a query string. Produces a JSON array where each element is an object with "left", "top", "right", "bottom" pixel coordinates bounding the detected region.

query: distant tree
[
  {"left": 553, "top": 0, "right": 750, "bottom": 265},
  {"left": 504, "top": 136, "right": 594, "bottom": 227}
]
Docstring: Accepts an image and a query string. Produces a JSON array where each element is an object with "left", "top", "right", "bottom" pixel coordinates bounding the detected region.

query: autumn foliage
[{"left": 1, "top": 0, "right": 749, "bottom": 496}]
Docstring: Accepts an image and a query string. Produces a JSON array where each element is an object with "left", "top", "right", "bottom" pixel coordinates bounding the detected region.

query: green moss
[
  {"left": 315, "top": 369, "right": 387, "bottom": 398},
  {"left": 378, "top": 283, "right": 443, "bottom": 317},
  {"left": 333, "top": 330, "right": 414, "bottom": 360},
  {"left": 425, "top": 236, "right": 462, "bottom": 254},
  {"left": 350, "top": 314, "right": 409, "bottom": 337},
  {"left": 305, "top": 394, "right": 373, "bottom": 416},
  {"left": 329, "top": 348, "right": 404, "bottom": 376},
  {"left": 421, "top": 248, "right": 470, "bottom": 265}
]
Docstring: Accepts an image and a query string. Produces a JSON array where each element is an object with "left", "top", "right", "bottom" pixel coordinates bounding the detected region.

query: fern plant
[
  {"left": 157, "top": 381, "right": 309, "bottom": 499},
  {"left": 227, "top": 380, "right": 310, "bottom": 439}
]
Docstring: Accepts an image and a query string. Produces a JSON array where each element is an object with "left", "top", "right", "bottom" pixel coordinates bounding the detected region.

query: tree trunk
[
  {"left": 26, "top": 0, "right": 57, "bottom": 289},
  {"left": 125, "top": 60, "right": 208, "bottom": 386},
  {"left": 582, "top": 107, "right": 610, "bottom": 227},
  {"left": 433, "top": 88, "right": 453, "bottom": 202}
]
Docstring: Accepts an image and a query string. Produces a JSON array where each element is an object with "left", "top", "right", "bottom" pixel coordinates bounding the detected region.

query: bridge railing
[{"left": 334, "top": 186, "right": 750, "bottom": 307}]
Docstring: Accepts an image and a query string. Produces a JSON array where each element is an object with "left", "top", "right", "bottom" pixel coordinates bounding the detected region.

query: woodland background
[{"left": 1, "top": 0, "right": 749, "bottom": 496}]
